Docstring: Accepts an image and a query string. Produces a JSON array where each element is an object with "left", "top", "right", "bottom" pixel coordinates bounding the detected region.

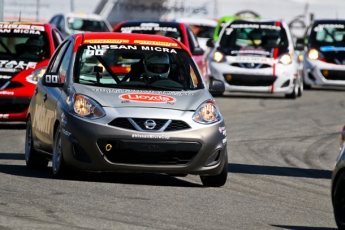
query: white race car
[
  {"left": 300, "top": 19, "right": 345, "bottom": 89},
  {"left": 207, "top": 19, "right": 302, "bottom": 98}
]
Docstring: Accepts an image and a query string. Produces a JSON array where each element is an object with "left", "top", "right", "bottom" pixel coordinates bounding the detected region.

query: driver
[
  {"left": 19, "top": 37, "right": 44, "bottom": 59},
  {"left": 143, "top": 53, "right": 170, "bottom": 81}
]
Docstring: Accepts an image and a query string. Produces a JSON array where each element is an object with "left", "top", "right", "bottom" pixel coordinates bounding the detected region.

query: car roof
[
  {"left": 0, "top": 21, "right": 51, "bottom": 26},
  {"left": 117, "top": 20, "right": 184, "bottom": 27},
  {"left": 65, "top": 12, "right": 107, "bottom": 20},
  {"left": 0, "top": 21, "right": 57, "bottom": 31},
  {"left": 175, "top": 18, "right": 218, "bottom": 27},
  {"left": 312, "top": 19, "right": 345, "bottom": 24}
]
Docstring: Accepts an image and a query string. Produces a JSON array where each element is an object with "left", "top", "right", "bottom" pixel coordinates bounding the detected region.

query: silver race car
[
  {"left": 299, "top": 19, "right": 345, "bottom": 89},
  {"left": 24, "top": 32, "right": 228, "bottom": 187}
]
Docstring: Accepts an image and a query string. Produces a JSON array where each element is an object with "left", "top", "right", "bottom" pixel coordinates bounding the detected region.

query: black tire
[
  {"left": 285, "top": 83, "right": 298, "bottom": 99},
  {"left": 304, "top": 81, "right": 312, "bottom": 90},
  {"left": 297, "top": 79, "right": 303, "bottom": 97},
  {"left": 333, "top": 171, "right": 345, "bottom": 230},
  {"left": 25, "top": 117, "right": 49, "bottom": 169},
  {"left": 52, "top": 127, "right": 69, "bottom": 178},
  {"left": 200, "top": 152, "right": 228, "bottom": 187}
]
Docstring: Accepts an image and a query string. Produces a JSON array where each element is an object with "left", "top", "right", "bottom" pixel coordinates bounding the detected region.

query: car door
[{"left": 32, "top": 40, "right": 72, "bottom": 153}]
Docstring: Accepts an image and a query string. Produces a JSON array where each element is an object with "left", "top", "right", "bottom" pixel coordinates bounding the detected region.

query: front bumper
[
  {"left": 0, "top": 96, "right": 31, "bottom": 121},
  {"left": 209, "top": 61, "right": 298, "bottom": 94},
  {"left": 60, "top": 107, "right": 228, "bottom": 175},
  {"left": 303, "top": 58, "right": 345, "bottom": 86}
]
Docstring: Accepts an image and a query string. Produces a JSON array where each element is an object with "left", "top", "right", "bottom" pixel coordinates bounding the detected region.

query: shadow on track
[
  {"left": 214, "top": 93, "right": 285, "bottom": 100},
  {"left": 228, "top": 163, "right": 332, "bottom": 179},
  {"left": 0, "top": 152, "right": 203, "bottom": 187},
  {"left": 0, "top": 122, "right": 26, "bottom": 130},
  {"left": 271, "top": 224, "right": 336, "bottom": 230}
]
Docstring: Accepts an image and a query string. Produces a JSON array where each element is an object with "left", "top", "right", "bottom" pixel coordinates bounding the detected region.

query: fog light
[
  {"left": 204, "top": 149, "right": 221, "bottom": 167},
  {"left": 322, "top": 70, "right": 329, "bottom": 77}
]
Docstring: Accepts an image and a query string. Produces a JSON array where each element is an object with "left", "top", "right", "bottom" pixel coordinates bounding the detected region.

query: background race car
[
  {"left": 0, "top": 21, "right": 64, "bottom": 121},
  {"left": 207, "top": 19, "right": 302, "bottom": 98}
]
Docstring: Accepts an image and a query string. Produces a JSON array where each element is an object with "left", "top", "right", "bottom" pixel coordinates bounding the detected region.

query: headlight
[
  {"left": 213, "top": 51, "right": 226, "bottom": 62},
  {"left": 192, "top": 100, "right": 222, "bottom": 124},
  {"left": 279, "top": 53, "right": 292, "bottom": 65},
  {"left": 308, "top": 49, "right": 319, "bottom": 60},
  {"left": 25, "top": 66, "right": 46, "bottom": 84},
  {"left": 73, "top": 94, "right": 105, "bottom": 118}
]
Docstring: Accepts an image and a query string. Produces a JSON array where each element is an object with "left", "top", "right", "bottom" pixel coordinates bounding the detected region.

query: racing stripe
[{"left": 271, "top": 21, "right": 281, "bottom": 93}]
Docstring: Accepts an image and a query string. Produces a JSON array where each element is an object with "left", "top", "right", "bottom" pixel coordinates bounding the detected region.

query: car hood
[
  {"left": 217, "top": 46, "right": 289, "bottom": 58},
  {"left": 72, "top": 84, "right": 211, "bottom": 111}
]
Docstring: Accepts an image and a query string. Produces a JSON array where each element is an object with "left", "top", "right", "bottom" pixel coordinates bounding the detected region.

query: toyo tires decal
[{"left": 119, "top": 93, "right": 176, "bottom": 103}]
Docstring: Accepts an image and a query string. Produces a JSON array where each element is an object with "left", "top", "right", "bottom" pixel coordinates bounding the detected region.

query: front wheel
[
  {"left": 200, "top": 152, "right": 228, "bottom": 187},
  {"left": 333, "top": 171, "right": 345, "bottom": 230},
  {"left": 52, "top": 127, "right": 69, "bottom": 178},
  {"left": 285, "top": 82, "right": 298, "bottom": 99},
  {"left": 25, "top": 117, "right": 49, "bottom": 169}
]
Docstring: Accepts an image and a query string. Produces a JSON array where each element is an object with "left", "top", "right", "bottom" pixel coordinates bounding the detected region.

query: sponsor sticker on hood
[{"left": 119, "top": 93, "right": 176, "bottom": 103}]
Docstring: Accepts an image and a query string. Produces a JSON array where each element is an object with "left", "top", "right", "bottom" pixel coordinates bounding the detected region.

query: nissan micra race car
[
  {"left": 207, "top": 19, "right": 302, "bottom": 98},
  {"left": 301, "top": 19, "right": 345, "bottom": 89},
  {"left": 0, "top": 21, "right": 64, "bottom": 121},
  {"left": 24, "top": 32, "right": 228, "bottom": 187}
]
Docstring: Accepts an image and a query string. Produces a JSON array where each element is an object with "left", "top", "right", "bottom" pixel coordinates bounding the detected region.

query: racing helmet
[
  {"left": 144, "top": 53, "right": 170, "bottom": 78},
  {"left": 25, "top": 37, "right": 44, "bottom": 55}
]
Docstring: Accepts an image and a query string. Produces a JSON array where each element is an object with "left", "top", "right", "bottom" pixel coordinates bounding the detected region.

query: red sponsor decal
[{"left": 119, "top": 93, "right": 176, "bottom": 103}]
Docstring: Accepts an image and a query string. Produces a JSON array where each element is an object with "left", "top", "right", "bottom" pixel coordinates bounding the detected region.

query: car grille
[
  {"left": 223, "top": 74, "right": 277, "bottom": 86},
  {"left": 108, "top": 118, "right": 191, "bottom": 132},
  {"left": 98, "top": 139, "right": 201, "bottom": 165},
  {"left": 320, "top": 69, "right": 345, "bottom": 81},
  {"left": 0, "top": 81, "right": 24, "bottom": 89},
  {"left": 0, "top": 97, "right": 31, "bottom": 113},
  {"left": 230, "top": 63, "right": 271, "bottom": 69}
]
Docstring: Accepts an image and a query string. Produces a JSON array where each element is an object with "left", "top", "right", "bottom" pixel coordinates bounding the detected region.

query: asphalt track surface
[{"left": 0, "top": 88, "right": 344, "bottom": 230}]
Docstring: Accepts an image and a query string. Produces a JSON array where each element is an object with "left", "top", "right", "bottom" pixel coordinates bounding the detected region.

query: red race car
[
  {"left": 0, "top": 21, "right": 64, "bottom": 121},
  {"left": 113, "top": 20, "right": 210, "bottom": 87}
]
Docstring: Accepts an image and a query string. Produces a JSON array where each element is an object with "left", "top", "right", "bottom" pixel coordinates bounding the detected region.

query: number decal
[{"left": 45, "top": 75, "right": 59, "bottom": 83}]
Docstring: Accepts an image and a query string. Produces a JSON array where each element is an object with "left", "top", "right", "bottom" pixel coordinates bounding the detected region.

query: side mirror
[
  {"left": 192, "top": 47, "right": 205, "bottom": 56},
  {"left": 42, "top": 73, "right": 64, "bottom": 87},
  {"left": 206, "top": 38, "right": 215, "bottom": 48},
  {"left": 209, "top": 78, "right": 225, "bottom": 96},
  {"left": 295, "top": 38, "right": 305, "bottom": 51}
]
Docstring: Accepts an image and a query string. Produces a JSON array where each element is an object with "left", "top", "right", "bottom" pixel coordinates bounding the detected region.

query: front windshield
[
  {"left": 67, "top": 17, "right": 110, "bottom": 32},
  {"left": 0, "top": 32, "right": 50, "bottom": 61},
  {"left": 310, "top": 23, "right": 345, "bottom": 46},
  {"left": 74, "top": 44, "right": 204, "bottom": 91},
  {"left": 219, "top": 22, "right": 289, "bottom": 49}
]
